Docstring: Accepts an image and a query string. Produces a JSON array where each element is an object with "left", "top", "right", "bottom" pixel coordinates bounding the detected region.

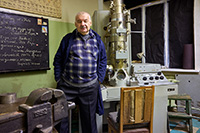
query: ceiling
[{"left": 104, "top": 0, "right": 155, "bottom": 9}]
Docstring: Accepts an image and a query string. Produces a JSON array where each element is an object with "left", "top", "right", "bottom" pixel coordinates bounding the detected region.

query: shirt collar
[{"left": 76, "top": 29, "right": 95, "bottom": 38}]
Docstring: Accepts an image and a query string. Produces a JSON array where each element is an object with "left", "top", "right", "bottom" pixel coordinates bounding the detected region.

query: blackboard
[{"left": 0, "top": 12, "right": 49, "bottom": 73}]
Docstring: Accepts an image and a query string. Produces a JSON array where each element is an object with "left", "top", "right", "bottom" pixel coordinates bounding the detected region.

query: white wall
[{"left": 61, "top": 0, "right": 98, "bottom": 23}]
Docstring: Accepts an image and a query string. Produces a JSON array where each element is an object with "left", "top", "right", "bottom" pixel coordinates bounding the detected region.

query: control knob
[
  {"left": 143, "top": 77, "right": 147, "bottom": 81},
  {"left": 157, "top": 72, "right": 162, "bottom": 75},
  {"left": 155, "top": 76, "right": 159, "bottom": 80},
  {"left": 160, "top": 76, "right": 164, "bottom": 80},
  {"left": 149, "top": 76, "right": 154, "bottom": 80}
]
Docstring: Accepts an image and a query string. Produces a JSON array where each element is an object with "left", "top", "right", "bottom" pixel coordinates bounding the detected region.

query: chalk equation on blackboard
[
  {"left": 0, "top": 35, "right": 39, "bottom": 49},
  {"left": 2, "top": 27, "right": 38, "bottom": 36},
  {"left": 0, "top": 11, "right": 49, "bottom": 73},
  {"left": 0, "top": 16, "right": 32, "bottom": 24}
]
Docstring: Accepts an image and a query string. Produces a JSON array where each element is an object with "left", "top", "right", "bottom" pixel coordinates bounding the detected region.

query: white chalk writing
[{"left": 0, "top": 12, "right": 48, "bottom": 70}]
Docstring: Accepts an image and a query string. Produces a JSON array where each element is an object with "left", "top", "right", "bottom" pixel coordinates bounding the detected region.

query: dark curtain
[
  {"left": 131, "top": 8, "right": 142, "bottom": 61},
  {"left": 169, "top": 0, "right": 194, "bottom": 68},
  {"left": 145, "top": 4, "right": 164, "bottom": 65},
  {"left": 130, "top": 0, "right": 194, "bottom": 68}
]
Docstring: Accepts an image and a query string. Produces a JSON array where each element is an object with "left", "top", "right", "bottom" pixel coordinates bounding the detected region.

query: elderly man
[{"left": 53, "top": 11, "right": 107, "bottom": 133}]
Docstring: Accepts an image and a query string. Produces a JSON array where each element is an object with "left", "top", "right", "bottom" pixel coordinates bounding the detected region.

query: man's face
[{"left": 75, "top": 13, "right": 92, "bottom": 35}]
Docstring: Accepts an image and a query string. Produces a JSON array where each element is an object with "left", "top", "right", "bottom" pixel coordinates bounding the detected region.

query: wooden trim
[{"left": 150, "top": 86, "right": 155, "bottom": 133}]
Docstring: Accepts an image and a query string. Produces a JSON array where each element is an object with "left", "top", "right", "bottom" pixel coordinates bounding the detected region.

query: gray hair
[{"left": 75, "top": 11, "right": 91, "bottom": 22}]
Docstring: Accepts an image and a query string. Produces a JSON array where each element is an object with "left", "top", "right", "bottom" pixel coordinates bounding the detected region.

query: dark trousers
[{"left": 56, "top": 78, "right": 99, "bottom": 133}]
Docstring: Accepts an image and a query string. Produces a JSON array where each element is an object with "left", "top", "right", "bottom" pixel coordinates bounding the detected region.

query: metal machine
[
  {"left": 93, "top": 0, "right": 178, "bottom": 133},
  {"left": 0, "top": 88, "right": 75, "bottom": 133},
  {"left": 101, "top": 0, "right": 132, "bottom": 87}
]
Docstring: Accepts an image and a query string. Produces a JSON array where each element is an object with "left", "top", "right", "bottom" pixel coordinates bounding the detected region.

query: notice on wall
[
  {"left": 0, "top": 11, "right": 49, "bottom": 73},
  {"left": 0, "top": 0, "right": 61, "bottom": 18}
]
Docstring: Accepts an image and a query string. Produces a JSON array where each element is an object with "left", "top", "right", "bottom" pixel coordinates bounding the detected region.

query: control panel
[{"left": 131, "top": 63, "right": 170, "bottom": 86}]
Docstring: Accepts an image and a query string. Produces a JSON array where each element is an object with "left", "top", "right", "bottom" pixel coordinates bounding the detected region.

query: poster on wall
[{"left": 0, "top": 0, "right": 61, "bottom": 18}]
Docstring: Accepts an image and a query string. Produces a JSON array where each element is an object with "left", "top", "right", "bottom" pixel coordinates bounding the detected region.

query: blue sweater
[
  {"left": 53, "top": 29, "right": 107, "bottom": 115},
  {"left": 53, "top": 29, "right": 107, "bottom": 83}
]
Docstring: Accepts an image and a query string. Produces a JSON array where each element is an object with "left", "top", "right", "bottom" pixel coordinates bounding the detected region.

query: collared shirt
[{"left": 64, "top": 30, "right": 98, "bottom": 84}]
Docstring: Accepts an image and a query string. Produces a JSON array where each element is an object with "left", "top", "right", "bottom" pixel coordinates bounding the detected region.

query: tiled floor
[
  {"left": 101, "top": 119, "right": 200, "bottom": 133},
  {"left": 169, "top": 119, "right": 200, "bottom": 133},
  {"left": 72, "top": 118, "right": 200, "bottom": 133}
]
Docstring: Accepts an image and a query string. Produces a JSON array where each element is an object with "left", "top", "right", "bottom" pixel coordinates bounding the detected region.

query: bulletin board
[
  {"left": 0, "top": 0, "right": 61, "bottom": 18},
  {"left": 0, "top": 11, "right": 49, "bottom": 73}
]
